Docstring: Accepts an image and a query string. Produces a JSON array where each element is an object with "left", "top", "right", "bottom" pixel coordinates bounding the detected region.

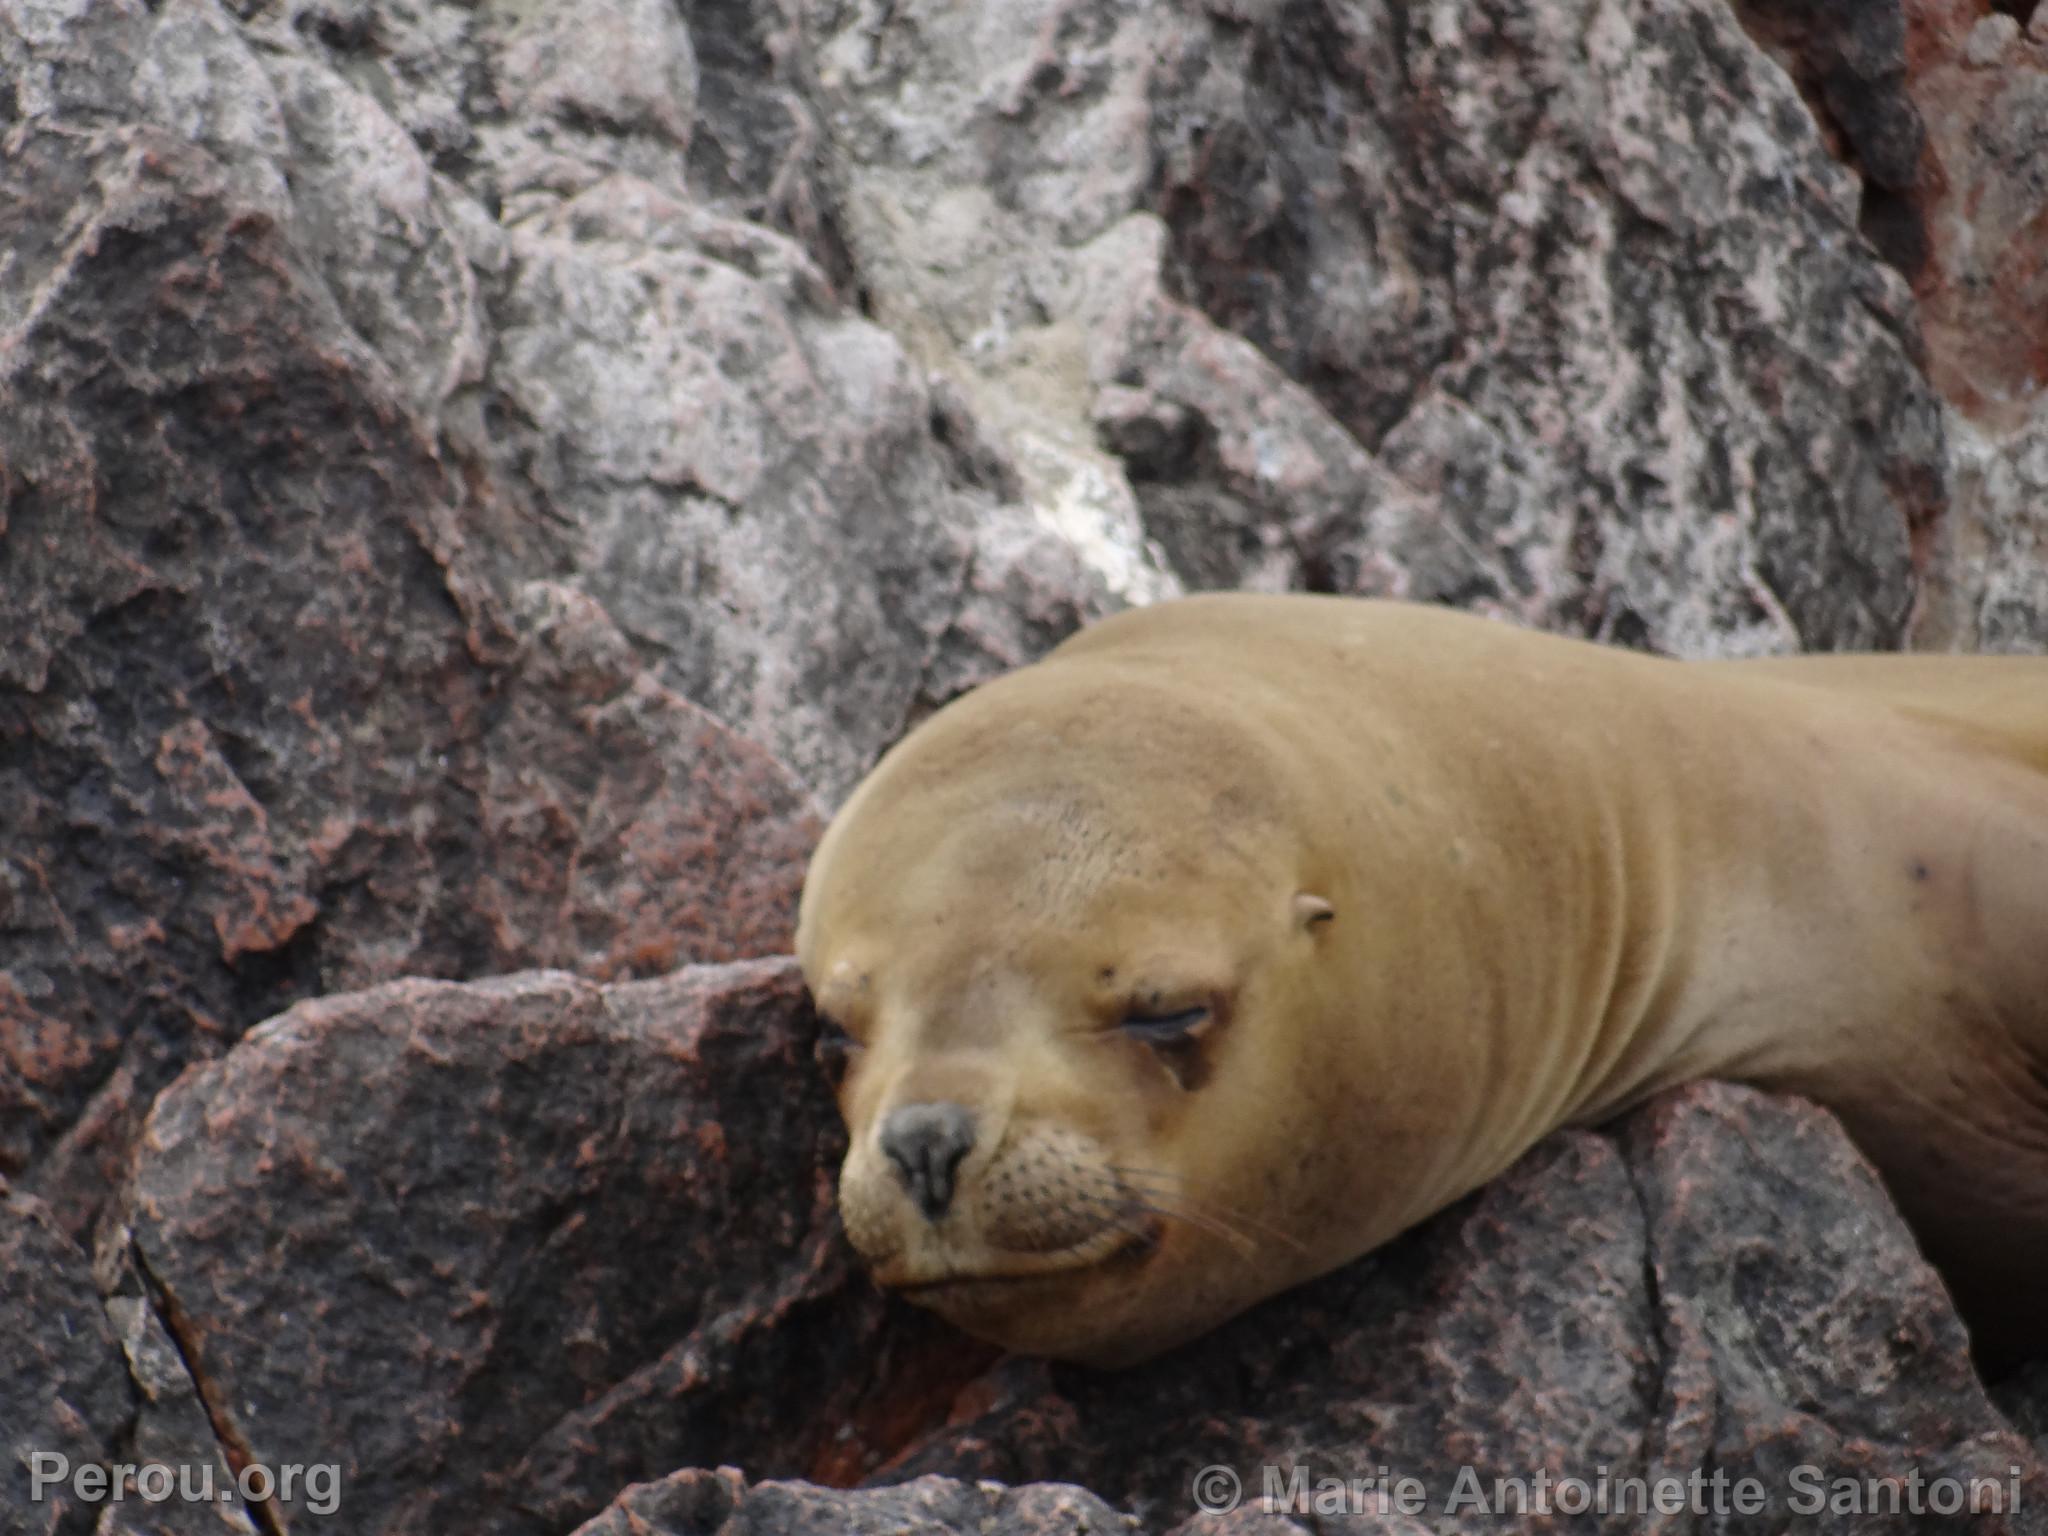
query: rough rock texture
[
  {"left": 1920, "top": 414, "right": 2048, "bottom": 652},
  {"left": 0, "top": 1187, "right": 135, "bottom": 1536},
  {"left": 1891, "top": 0, "right": 2048, "bottom": 650},
  {"left": 1900, "top": 0, "right": 2048, "bottom": 432},
  {"left": 1727, "top": 0, "right": 1929, "bottom": 276},
  {"left": 0, "top": 10, "right": 826, "bottom": 1236},
  {"left": 4, "top": 0, "right": 2047, "bottom": 1530},
  {"left": 814, "top": 0, "right": 1944, "bottom": 652},
  {"left": 2000, "top": 1362, "right": 2048, "bottom": 1458},
  {"left": 223, "top": 0, "right": 1117, "bottom": 799},
  {"left": 88, "top": 1251, "right": 264, "bottom": 1536},
  {"left": 568, "top": 1468, "right": 1135, "bottom": 1536},
  {"left": 108, "top": 958, "right": 986, "bottom": 1536},
  {"left": 1739, "top": 0, "right": 2048, "bottom": 652}
]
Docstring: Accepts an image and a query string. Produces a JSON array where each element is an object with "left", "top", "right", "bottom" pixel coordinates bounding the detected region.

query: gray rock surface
[
  {"left": 567, "top": 1468, "right": 1136, "bottom": 1536},
  {"left": 107, "top": 959, "right": 981, "bottom": 1536},
  {"left": 1888, "top": 0, "right": 2048, "bottom": 652},
  {"left": 0, "top": 0, "right": 827, "bottom": 1236},
  {"left": 0, "top": 1188, "right": 135, "bottom": 1536},
  {"left": 2000, "top": 1361, "right": 2048, "bottom": 1459},
  {"left": 812, "top": 0, "right": 1945, "bottom": 652}
]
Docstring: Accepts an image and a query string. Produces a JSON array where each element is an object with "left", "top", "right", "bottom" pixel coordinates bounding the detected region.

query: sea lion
[{"left": 795, "top": 594, "right": 2048, "bottom": 1367}]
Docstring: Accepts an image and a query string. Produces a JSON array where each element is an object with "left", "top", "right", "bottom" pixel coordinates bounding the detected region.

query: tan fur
[{"left": 798, "top": 595, "right": 2048, "bottom": 1366}]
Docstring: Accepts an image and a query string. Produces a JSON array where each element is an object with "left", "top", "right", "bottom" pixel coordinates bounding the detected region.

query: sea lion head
[{"left": 796, "top": 656, "right": 1358, "bottom": 1365}]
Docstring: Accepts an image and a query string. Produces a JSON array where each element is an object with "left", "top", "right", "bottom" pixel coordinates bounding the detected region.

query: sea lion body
[{"left": 797, "top": 595, "right": 2048, "bottom": 1365}]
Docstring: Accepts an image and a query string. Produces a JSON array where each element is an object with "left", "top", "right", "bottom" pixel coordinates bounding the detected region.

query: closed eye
[
  {"left": 816, "top": 1015, "right": 863, "bottom": 1050},
  {"left": 1120, "top": 1005, "right": 1209, "bottom": 1044},
  {"left": 813, "top": 1017, "right": 865, "bottom": 1088}
]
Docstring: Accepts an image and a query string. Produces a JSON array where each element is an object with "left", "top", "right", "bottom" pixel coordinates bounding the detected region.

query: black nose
[{"left": 878, "top": 1101, "right": 977, "bottom": 1222}]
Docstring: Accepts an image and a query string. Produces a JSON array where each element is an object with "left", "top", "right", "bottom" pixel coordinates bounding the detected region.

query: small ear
[{"left": 1293, "top": 893, "right": 1335, "bottom": 929}]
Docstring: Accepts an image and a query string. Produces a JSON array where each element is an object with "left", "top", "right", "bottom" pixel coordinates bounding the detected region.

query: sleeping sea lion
[{"left": 797, "top": 595, "right": 2048, "bottom": 1365}]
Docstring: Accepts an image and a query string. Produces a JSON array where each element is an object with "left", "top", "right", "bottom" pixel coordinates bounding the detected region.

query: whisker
[
  {"left": 1106, "top": 1165, "right": 1310, "bottom": 1253},
  {"left": 1075, "top": 1187, "right": 1260, "bottom": 1258},
  {"left": 1088, "top": 1204, "right": 1165, "bottom": 1247}
]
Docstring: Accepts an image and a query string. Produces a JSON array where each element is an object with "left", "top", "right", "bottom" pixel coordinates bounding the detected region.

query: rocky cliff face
[{"left": 2, "top": 0, "right": 2044, "bottom": 1532}]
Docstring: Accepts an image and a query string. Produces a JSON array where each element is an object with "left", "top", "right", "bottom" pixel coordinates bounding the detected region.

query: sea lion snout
[
  {"left": 878, "top": 1101, "right": 977, "bottom": 1220},
  {"left": 837, "top": 1070, "right": 1153, "bottom": 1304}
]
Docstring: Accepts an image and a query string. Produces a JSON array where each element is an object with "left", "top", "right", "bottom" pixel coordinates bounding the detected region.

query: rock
[
  {"left": 0, "top": 1, "right": 827, "bottom": 1236},
  {"left": 1882, "top": 0, "right": 2048, "bottom": 649},
  {"left": 1898, "top": 0, "right": 2048, "bottom": 434},
  {"left": 0, "top": 1187, "right": 134, "bottom": 1536},
  {"left": 225, "top": 0, "right": 1118, "bottom": 800},
  {"left": 1915, "top": 413, "right": 2048, "bottom": 652},
  {"left": 569, "top": 1468, "right": 1136, "bottom": 1536},
  {"left": 471, "top": 173, "right": 1104, "bottom": 797},
  {"left": 1997, "top": 1361, "right": 2048, "bottom": 1458},
  {"left": 1727, "top": 0, "right": 1927, "bottom": 275},
  {"left": 108, "top": 958, "right": 986, "bottom": 1536},
  {"left": 813, "top": 0, "right": 1945, "bottom": 653},
  {"left": 91, "top": 1235, "right": 263, "bottom": 1535}
]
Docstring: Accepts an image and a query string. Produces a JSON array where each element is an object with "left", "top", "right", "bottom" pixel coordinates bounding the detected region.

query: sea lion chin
[{"left": 796, "top": 594, "right": 2048, "bottom": 1367}]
